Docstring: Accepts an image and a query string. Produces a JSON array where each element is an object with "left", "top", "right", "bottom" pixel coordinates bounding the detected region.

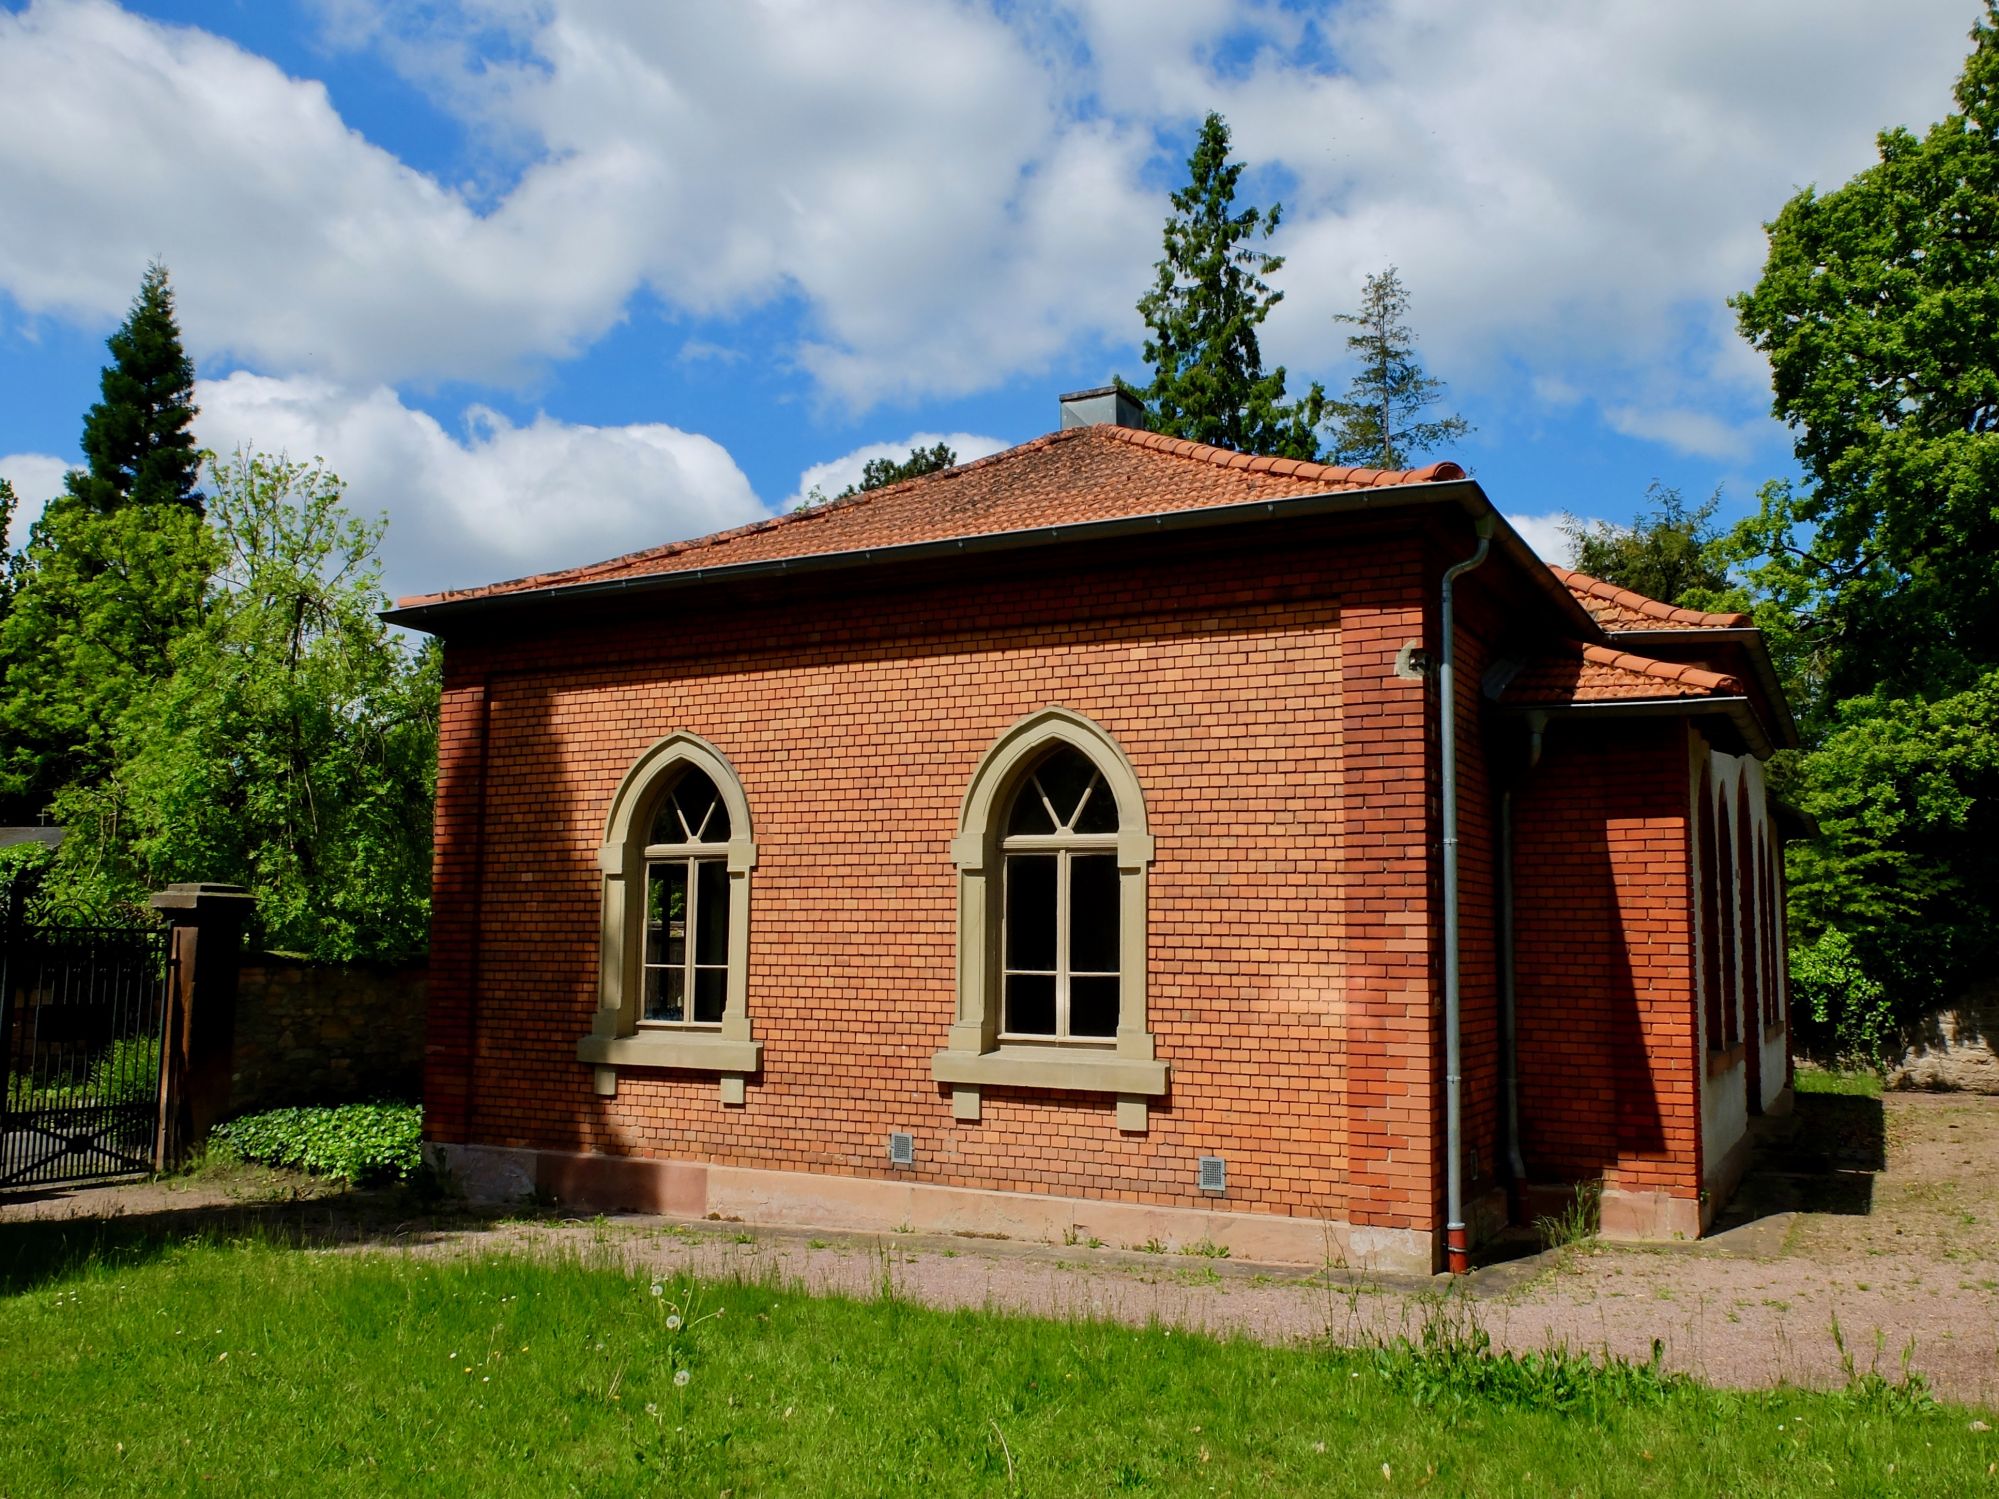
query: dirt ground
[{"left": 5, "top": 1089, "right": 1995, "bottom": 1407}]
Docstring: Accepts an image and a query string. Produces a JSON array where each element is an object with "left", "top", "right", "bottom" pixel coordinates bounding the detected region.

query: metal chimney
[{"left": 1059, "top": 386, "right": 1147, "bottom": 430}]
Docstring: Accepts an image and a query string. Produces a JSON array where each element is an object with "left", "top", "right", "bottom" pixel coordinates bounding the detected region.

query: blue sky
[{"left": 0, "top": 0, "right": 1983, "bottom": 601}]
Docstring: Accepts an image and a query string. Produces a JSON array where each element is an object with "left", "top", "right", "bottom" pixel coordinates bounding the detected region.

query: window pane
[
  {"left": 649, "top": 767, "right": 730, "bottom": 844},
  {"left": 1069, "top": 976, "right": 1119, "bottom": 1038},
  {"left": 646, "top": 863, "right": 688, "bottom": 969},
  {"left": 1072, "top": 773, "right": 1118, "bottom": 834},
  {"left": 1005, "top": 854, "right": 1057, "bottom": 971},
  {"left": 1034, "top": 746, "right": 1096, "bottom": 829},
  {"left": 1006, "top": 779, "right": 1055, "bottom": 836},
  {"left": 1005, "top": 973, "right": 1056, "bottom": 1035},
  {"left": 1068, "top": 854, "right": 1120, "bottom": 973},
  {"left": 695, "top": 860, "right": 730, "bottom": 966},
  {"left": 644, "top": 966, "right": 685, "bottom": 1023},
  {"left": 692, "top": 968, "right": 726, "bottom": 1024}
]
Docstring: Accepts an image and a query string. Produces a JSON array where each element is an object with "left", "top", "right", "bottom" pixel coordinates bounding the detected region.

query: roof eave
[
  {"left": 1494, "top": 693, "right": 1774, "bottom": 760},
  {"left": 1601, "top": 625, "right": 1800, "bottom": 750},
  {"left": 385, "top": 475, "right": 1586, "bottom": 635}
]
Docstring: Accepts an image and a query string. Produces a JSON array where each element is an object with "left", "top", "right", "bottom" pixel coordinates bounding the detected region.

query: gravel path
[{"left": 7, "top": 1090, "right": 1995, "bottom": 1406}]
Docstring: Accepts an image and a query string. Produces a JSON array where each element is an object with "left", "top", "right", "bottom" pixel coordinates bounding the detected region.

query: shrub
[
  {"left": 1791, "top": 927, "right": 1896, "bottom": 1067},
  {"left": 89, "top": 1035, "right": 162, "bottom": 1106},
  {"left": 213, "top": 1102, "right": 422, "bottom": 1184}
]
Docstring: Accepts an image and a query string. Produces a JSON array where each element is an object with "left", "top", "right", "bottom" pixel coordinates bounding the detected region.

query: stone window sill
[
  {"left": 1706, "top": 1043, "right": 1745, "bottom": 1078},
  {"left": 931, "top": 1045, "right": 1168, "bottom": 1099},
  {"left": 577, "top": 1033, "right": 763, "bottom": 1076}
]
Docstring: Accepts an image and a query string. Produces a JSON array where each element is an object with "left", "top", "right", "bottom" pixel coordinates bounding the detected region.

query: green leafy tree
[
  {"left": 66, "top": 262, "right": 204, "bottom": 515},
  {"left": 1560, "top": 483, "right": 1730, "bottom": 604},
  {"left": 46, "top": 452, "right": 439, "bottom": 959},
  {"left": 1731, "top": 6, "right": 1999, "bottom": 702},
  {"left": 0, "top": 478, "right": 17, "bottom": 617},
  {"left": 1130, "top": 112, "right": 1323, "bottom": 460},
  {"left": 1728, "top": 7, "right": 1999, "bottom": 1036},
  {"left": 0, "top": 265, "right": 212, "bottom": 813},
  {"left": 801, "top": 442, "right": 957, "bottom": 508},
  {"left": 0, "top": 497, "right": 216, "bottom": 810},
  {"left": 1323, "top": 267, "right": 1471, "bottom": 468}
]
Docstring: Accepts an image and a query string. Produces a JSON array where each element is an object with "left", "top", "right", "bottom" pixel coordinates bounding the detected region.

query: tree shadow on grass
[{"left": 0, "top": 1181, "right": 574, "bottom": 1295}]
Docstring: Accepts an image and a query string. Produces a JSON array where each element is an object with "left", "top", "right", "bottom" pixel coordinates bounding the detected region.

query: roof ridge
[
  {"left": 395, "top": 432, "right": 1085, "bottom": 608},
  {"left": 1561, "top": 638, "right": 1746, "bottom": 696},
  {"left": 1093, "top": 422, "right": 1464, "bottom": 488},
  {"left": 1547, "top": 564, "right": 1751, "bottom": 629}
]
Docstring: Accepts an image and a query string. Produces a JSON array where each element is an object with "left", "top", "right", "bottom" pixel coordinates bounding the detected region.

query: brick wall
[
  {"left": 231, "top": 954, "right": 427, "bottom": 1115},
  {"left": 424, "top": 517, "right": 1461, "bottom": 1241},
  {"left": 1510, "top": 719, "right": 1700, "bottom": 1198}
]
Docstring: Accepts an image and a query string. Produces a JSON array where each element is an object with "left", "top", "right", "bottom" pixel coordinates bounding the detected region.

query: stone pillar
[{"left": 151, "top": 882, "right": 256, "bottom": 1168}]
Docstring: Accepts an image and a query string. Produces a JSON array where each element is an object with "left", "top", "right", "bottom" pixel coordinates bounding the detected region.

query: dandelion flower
[
  {"left": 650, "top": 1283, "right": 664, "bottom": 1297},
  {"left": 674, "top": 1369, "right": 692, "bottom": 1388},
  {"left": 665, "top": 1314, "right": 683, "bottom": 1331},
  {"left": 646, "top": 1403, "right": 658, "bottom": 1416}
]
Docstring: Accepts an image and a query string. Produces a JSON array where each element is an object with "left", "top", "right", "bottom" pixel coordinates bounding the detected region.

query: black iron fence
[{"left": 0, "top": 889, "right": 174, "bottom": 1190}]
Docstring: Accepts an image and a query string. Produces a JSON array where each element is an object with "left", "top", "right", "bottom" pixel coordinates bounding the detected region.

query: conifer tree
[
  {"left": 1323, "top": 267, "right": 1471, "bottom": 469},
  {"left": 66, "top": 262, "right": 203, "bottom": 514},
  {"left": 1131, "top": 113, "right": 1323, "bottom": 460}
]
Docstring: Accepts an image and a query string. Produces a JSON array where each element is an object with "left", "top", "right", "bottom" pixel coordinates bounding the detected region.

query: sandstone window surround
[
  {"left": 578, "top": 733, "right": 760, "bottom": 1104},
  {"left": 932, "top": 708, "right": 1167, "bottom": 1132}
]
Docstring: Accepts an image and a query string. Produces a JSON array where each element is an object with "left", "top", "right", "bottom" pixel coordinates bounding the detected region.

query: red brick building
[{"left": 389, "top": 389, "right": 1798, "bottom": 1274}]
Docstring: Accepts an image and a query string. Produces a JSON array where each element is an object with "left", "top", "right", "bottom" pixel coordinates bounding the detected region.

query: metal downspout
[
  {"left": 1500, "top": 712, "right": 1545, "bottom": 1209},
  {"left": 1441, "top": 514, "right": 1495, "bottom": 1275}
]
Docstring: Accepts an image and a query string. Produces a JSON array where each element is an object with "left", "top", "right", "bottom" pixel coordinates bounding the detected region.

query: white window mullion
[
  {"left": 681, "top": 855, "right": 699, "bottom": 1014},
  {"left": 1054, "top": 848, "right": 1071, "bottom": 1039}
]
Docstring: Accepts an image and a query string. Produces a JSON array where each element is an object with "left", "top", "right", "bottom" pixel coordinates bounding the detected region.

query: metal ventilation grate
[
  {"left": 888, "top": 1132, "right": 915, "bottom": 1166},
  {"left": 1197, "top": 1155, "right": 1226, "bottom": 1194}
]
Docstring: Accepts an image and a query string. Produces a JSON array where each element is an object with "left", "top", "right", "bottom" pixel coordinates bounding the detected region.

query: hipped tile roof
[
  {"left": 397, "top": 423, "right": 1464, "bottom": 608},
  {"left": 1549, "top": 565, "right": 1751, "bottom": 631},
  {"left": 1500, "top": 641, "right": 1746, "bottom": 707}
]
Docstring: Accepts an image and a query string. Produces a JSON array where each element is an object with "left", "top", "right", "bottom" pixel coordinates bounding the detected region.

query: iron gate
[{"left": 0, "top": 892, "right": 174, "bottom": 1191}]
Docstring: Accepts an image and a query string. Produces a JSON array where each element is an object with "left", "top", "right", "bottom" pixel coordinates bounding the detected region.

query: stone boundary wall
[
  {"left": 1889, "top": 989, "right": 1999, "bottom": 1093},
  {"left": 229, "top": 953, "right": 426, "bottom": 1115}
]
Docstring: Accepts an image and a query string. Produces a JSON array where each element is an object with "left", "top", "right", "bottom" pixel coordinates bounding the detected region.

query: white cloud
[
  {"left": 0, "top": 0, "right": 1981, "bottom": 425},
  {"left": 1505, "top": 511, "right": 1581, "bottom": 566},
  {"left": 194, "top": 374, "right": 766, "bottom": 600},
  {"left": 786, "top": 432, "right": 1010, "bottom": 510},
  {"left": 1604, "top": 405, "right": 1758, "bottom": 462},
  {"left": 0, "top": 452, "right": 70, "bottom": 549}
]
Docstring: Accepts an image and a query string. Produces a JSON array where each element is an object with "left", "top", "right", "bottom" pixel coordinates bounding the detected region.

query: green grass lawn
[
  {"left": 1794, "top": 1065, "right": 1886, "bottom": 1098},
  {"left": 0, "top": 1222, "right": 1989, "bottom": 1496}
]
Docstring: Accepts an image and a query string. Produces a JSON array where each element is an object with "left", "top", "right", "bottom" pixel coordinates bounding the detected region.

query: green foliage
[
  {"left": 64, "top": 263, "right": 204, "bottom": 516},
  {"left": 1560, "top": 483, "right": 1730, "bottom": 606},
  {"left": 1533, "top": 1180, "right": 1603, "bottom": 1252},
  {"left": 212, "top": 1102, "right": 422, "bottom": 1183},
  {"left": 0, "top": 496, "right": 218, "bottom": 811},
  {"left": 0, "top": 265, "right": 216, "bottom": 816},
  {"left": 1323, "top": 267, "right": 1471, "bottom": 469},
  {"left": 1130, "top": 112, "right": 1324, "bottom": 459},
  {"left": 800, "top": 442, "right": 957, "bottom": 508},
  {"left": 1784, "top": 670, "right": 1999, "bottom": 1030},
  {"left": 1731, "top": 6, "right": 1999, "bottom": 703},
  {"left": 40, "top": 452, "right": 439, "bottom": 959},
  {"left": 1792, "top": 1063, "right": 1885, "bottom": 1098},
  {"left": 1790, "top": 930, "right": 1897, "bottom": 1067},
  {"left": 88, "top": 1034, "right": 162, "bottom": 1107}
]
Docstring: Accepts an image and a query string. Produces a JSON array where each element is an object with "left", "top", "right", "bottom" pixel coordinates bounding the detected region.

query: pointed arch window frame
[
  {"left": 930, "top": 708, "right": 1168, "bottom": 1132},
  {"left": 577, "top": 733, "right": 761, "bottom": 1104}
]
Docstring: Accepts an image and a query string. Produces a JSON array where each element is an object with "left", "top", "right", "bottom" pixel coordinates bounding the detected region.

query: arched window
[
  {"left": 932, "top": 709, "right": 1167, "bottom": 1132},
  {"left": 641, "top": 766, "right": 733, "bottom": 1027},
  {"left": 1000, "top": 744, "right": 1122, "bottom": 1040},
  {"left": 578, "top": 734, "right": 760, "bottom": 1103}
]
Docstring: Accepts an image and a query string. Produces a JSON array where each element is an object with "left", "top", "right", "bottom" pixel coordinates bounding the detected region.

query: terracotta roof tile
[
  {"left": 397, "top": 424, "right": 1464, "bottom": 608},
  {"left": 1547, "top": 565, "right": 1750, "bottom": 631},
  {"left": 1499, "top": 640, "right": 1747, "bottom": 706}
]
